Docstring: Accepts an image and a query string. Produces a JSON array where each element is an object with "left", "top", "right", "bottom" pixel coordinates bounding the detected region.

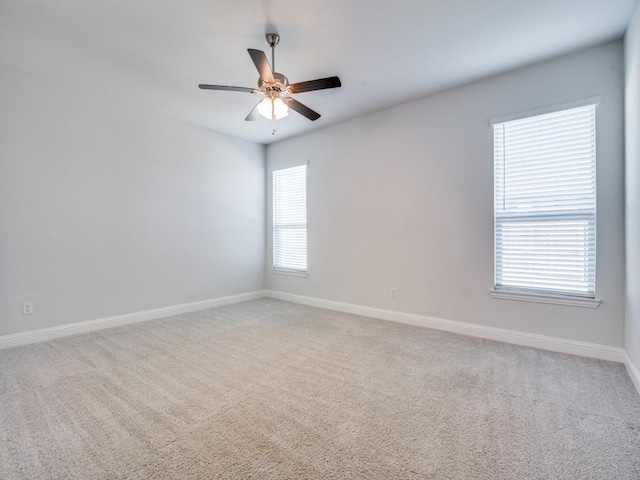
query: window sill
[
  {"left": 271, "top": 269, "right": 308, "bottom": 278},
  {"left": 490, "top": 289, "right": 600, "bottom": 308}
]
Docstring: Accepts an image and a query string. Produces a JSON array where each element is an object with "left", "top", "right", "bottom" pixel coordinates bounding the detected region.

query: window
[
  {"left": 273, "top": 165, "right": 307, "bottom": 273},
  {"left": 493, "top": 104, "right": 596, "bottom": 299}
]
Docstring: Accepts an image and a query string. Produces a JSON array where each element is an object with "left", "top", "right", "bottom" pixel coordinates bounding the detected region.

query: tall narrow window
[
  {"left": 493, "top": 104, "right": 596, "bottom": 297},
  {"left": 273, "top": 165, "right": 307, "bottom": 273}
]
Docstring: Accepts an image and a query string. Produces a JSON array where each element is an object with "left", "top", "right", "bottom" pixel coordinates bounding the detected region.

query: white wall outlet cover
[{"left": 22, "top": 302, "right": 33, "bottom": 315}]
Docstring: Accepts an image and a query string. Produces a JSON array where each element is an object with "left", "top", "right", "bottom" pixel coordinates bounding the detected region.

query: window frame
[
  {"left": 272, "top": 164, "right": 308, "bottom": 276},
  {"left": 491, "top": 102, "right": 600, "bottom": 308}
]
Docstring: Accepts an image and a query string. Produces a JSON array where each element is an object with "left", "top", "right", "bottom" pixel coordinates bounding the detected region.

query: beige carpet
[{"left": 1, "top": 299, "right": 639, "bottom": 479}]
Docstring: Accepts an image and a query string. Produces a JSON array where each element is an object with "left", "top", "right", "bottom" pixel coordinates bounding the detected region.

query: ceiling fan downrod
[{"left": 266, "top": 33, "right": 279, "bottom": 73}]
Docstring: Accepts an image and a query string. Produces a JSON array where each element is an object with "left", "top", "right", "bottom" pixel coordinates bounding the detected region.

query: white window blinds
[
  {"left": 273, "top": 165, "right": 307, "bottom": 272},
  {"left": 493, "top": 104, "right": 596, "bottom": 297}
]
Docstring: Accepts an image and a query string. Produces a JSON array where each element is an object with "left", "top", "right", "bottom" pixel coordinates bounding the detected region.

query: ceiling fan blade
[
  {"left": 288, "top": 76, "right": 341, "bottom": 94},
  {"left": 248, "top": 49, "right": 275, "bottom": 83},
  {"left": 199, "top": 84, "right": 258, "bottom": 93},
  {"left": 283, "top": 97, "right": 321, "bottom": 121},
  {"left": 245, "top": 102, "right": 261, "bottom": 121}
]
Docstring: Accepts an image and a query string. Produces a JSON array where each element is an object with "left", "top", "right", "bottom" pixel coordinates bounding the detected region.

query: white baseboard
[
  {"left": 3, "top": 288, "right": 631, "bottom": 376},
  {"left": 624, "top": 352, "right": 640, "bottom": 396},
  {"left": 266, "top": 290, "right": 625, "bottom": 363},
  {"left": 0, "top": 290, "right": 268, "bottom": 350}
]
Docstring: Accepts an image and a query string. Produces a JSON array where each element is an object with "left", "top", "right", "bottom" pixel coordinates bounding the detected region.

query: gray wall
[
  {"left": 266, "top": 41, "right": 625, "bottom": 347},
  {"left": 0, "top": 66, "right": 266, "bottom": 336},
  {"left": 625, "top": 4, "right": 640, "bottom": 369}
]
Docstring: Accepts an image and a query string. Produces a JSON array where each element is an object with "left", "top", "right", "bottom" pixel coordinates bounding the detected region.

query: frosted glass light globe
[{"left": 257, "top": 97, "right": 289, "bottom": 119}]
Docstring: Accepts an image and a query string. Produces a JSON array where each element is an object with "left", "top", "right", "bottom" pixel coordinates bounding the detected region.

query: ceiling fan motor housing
[{"left": 259, "top": 72, "right": 289, "bottom": 96}]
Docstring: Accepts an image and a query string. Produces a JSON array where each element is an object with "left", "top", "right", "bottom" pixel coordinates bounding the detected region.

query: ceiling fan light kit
[
  {"left": 257, "top": 97, "right": 289, "bottom": 119},
  {"left": 199, "top": 33, "right": 341, "bottom": 135}
]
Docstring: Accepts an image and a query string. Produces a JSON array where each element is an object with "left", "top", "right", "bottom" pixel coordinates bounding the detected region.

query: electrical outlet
[
  {"left": 22, "top": 301, "right": 33, "bottom": 315},
  {"left": 390, "top": 287, "right": 397, "bottom": 298}
]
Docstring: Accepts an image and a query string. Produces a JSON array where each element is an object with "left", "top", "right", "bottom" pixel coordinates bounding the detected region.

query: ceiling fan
[{"left": 199, "top": 33, "right": 342, "bottom": 134}]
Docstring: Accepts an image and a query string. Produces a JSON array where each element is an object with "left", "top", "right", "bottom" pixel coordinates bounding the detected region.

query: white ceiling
[{"left": 0, "top": 0, "right": 636, "bottom": 145}]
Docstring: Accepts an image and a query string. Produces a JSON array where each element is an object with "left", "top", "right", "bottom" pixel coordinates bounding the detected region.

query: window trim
[
  {"left": 492, "top": 102, "right": 599, "bottom": 305},
  {"left": 272, "top": 164, "right": 308, "bottom": 274},
  {"left": 490, "top": 289, "right": 600, "bottom": 308},
  {"left": 271, "top": 268, "right": 309, "bottom": 277}
]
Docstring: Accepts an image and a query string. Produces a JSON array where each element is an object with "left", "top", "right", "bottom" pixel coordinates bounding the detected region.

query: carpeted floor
[{"left": 1, "top": 299, "right": 639, "bottom": 479}]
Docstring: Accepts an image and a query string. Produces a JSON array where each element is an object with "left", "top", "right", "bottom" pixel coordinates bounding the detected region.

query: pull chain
[{"left": 272, "top": 97, "right": 276, "bottom": 135}]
